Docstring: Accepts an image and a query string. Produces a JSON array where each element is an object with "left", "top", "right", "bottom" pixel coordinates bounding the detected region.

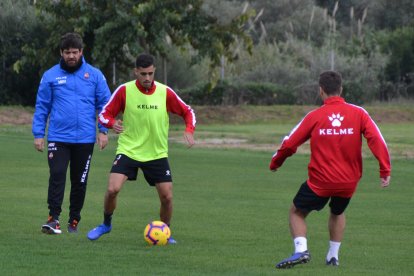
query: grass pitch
[{"left": 0, "top": 122, "right": 413, "bottom": 275}]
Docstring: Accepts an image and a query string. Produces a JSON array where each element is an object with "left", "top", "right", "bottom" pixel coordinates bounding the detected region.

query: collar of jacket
[
  {"left": 60, "top": 56, "right": 84, "bottom": 73},
  {"left": 324, "top": 96, "right": 345, "bottom": 105},
  {"left": 135, "top": 79, "right": 156, "bottom": 95}
]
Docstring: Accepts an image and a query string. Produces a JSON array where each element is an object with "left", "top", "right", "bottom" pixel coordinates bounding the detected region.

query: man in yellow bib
[{"left": 88, "top": 53, "right": 196, "bottom": 243}]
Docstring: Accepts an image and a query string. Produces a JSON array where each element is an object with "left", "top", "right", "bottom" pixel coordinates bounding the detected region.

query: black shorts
[
  {"left": 110, "top": 154, "right": 172, "bottom": 186},
  {"left": 293, "top": 181, "right": 351, "bottom": 215}
]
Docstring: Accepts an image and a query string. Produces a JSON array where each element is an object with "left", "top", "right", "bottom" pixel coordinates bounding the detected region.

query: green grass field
[{"left": 0, "top": 120, "right": 413, "bottom": 275}]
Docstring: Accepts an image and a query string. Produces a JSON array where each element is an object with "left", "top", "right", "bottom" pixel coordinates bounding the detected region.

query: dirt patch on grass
[
  {"left": 170, "top": 105, "right": 316, "bottom": 125},
  {"left": 170, "top": 136, "right": 312, "bottom": 153},
  {"left": 171, "top": 105, "right": 414, "bottom": 125},
  {"left": 3, "top": 105, "right": 413, "bottom": 157},
  {"left": 2, "top": 105, "right": 413, "bottom": 126},
  {"left": 0, "top": 106, "right": 33, "bottom": 125}
]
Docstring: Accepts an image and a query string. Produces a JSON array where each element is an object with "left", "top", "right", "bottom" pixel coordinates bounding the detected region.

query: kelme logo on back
[
  {"left": 319, "top": 112, "right": 353, "bottom": 135},
  {"left": 329, "top": 113, "right": 344, "bottom": 127}
]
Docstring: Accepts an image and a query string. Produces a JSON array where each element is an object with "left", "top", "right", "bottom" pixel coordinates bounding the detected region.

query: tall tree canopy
[
  {"left": 26, "top": 0, "right": 253, "bottom": 86},
  {"left": 2, "top": 0, "right": 414, "bottom": 106},
  {"left": 0, "top": 0, "right": 42, "bottom": 105}
]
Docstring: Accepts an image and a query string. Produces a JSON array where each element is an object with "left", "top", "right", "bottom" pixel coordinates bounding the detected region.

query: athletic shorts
[
  {"left": 110, "top": 154, "right": 172, "bottom": 186},
  {"left": 293, "top": 181, "right": 351, "bottom": 215}
]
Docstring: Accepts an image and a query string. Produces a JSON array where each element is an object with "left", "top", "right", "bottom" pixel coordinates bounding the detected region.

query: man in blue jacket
[{"left": 32, "top": 32, "right": 111, "bottom": 234}]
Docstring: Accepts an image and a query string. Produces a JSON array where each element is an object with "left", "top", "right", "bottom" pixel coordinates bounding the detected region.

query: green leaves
[{"left": 24, "top": 0, "right": 253, "bottom": 89}]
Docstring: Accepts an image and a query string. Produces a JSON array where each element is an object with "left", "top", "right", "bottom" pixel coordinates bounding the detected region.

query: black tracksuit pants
[{"left": 47, "top": 142, "right": 94, "bottom": 223}]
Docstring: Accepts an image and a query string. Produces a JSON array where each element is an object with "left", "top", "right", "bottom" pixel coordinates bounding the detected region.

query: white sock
[
  {"left": 293, "top": 237, "right": 307, "bottom": 253},
  {"left": 326, "top": 241, "right": 341, "bottom": 260}
]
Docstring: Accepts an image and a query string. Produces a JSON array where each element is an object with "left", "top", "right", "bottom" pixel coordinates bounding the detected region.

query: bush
[
  {"left": 179, "top": 82, "right": 223, "bottom": 105},
  {"left": 223, "top": 82, "right": 295, "bottom": 105},
  {"left": 179, "top": 80, "right": 295, "bottom": 105},
  {"left": 342, "top": 81, "right": 364, "bottom": 105}
]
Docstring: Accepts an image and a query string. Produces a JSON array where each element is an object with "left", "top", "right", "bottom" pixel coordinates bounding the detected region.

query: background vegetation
[{"left": 1, "top": 0, "right": 414, "bottom": 106}]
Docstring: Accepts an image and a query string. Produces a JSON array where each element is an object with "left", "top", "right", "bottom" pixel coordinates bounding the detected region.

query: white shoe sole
[{"left": 41, "top": 225, "right": 62, "bottom": 234}]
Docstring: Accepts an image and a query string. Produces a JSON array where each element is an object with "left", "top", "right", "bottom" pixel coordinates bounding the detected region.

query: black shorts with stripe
[
  {"left": 293, "top": 181, "right": 351, "bottom": 215},
  {"left": 110, "top": 154, "right": 172, "bottom": 186}
]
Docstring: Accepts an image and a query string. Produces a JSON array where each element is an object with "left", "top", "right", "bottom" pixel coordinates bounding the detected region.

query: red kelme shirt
[
  {"left": 99, "top": 80, "right": 196, "bottom": 133},
  {"left": 269, "top": 96, "right": 391, "bottom": 198}
]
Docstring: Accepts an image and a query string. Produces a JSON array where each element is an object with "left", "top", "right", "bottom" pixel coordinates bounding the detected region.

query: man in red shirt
[
  {"left": 87, "top": 53, "right": 196, "bottom": 243},
  {"left": 269, "top": 71, "right": 391, "bottom": 268}
]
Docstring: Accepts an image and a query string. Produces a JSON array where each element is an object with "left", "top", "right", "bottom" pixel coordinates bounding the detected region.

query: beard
[
  {"left": 64, "top": 58, "right": 81, "bottom": 67},
  {"left": 60, "top": 56, "right": 83, "bottom": 73}
]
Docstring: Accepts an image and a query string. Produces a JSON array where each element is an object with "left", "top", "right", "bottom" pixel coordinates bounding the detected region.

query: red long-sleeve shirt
[
  {"left": 270, "top": 96, "right": 391, "bottom": 197},
  {"left": 99, "top": 80, "right": 196, "bottom": 133}
]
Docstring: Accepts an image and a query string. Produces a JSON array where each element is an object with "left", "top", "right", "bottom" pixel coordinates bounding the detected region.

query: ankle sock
[
  {"left": 293, "top": 237, "right": 308, "bottom": 253},
  {"left": 103, "top": 212, "right": 113, "bottom": 226},
  {"left": 326, "top": 240, "right": 341, "bottom": 260}
]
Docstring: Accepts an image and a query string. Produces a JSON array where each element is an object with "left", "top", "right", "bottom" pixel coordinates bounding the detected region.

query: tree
[
  {"left": 24, "top": 0, "right": 253, "bottom": 90},
  {"left": 367, "top": 0, "right": 414, "bottom": 30},
  {"left": 380, "top": 27, "right": 414, "bottom": 82},
  {"left": 377, "top": 26, "right": 414, "bottom": 100},
  {"left": 0, "top": 0, "right": 43, "bottom": 105}
]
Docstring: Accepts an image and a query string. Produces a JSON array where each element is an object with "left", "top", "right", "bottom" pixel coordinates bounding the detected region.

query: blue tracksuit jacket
[{"left": 32, "top": 57, "right": 111, "bottom": 143}]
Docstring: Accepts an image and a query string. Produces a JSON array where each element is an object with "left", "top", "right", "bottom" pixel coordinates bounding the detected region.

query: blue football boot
[
  {"left": 326, "top": 257, "right": 339, "bottom": 266},
  {"left": 87, "top": 224, "right": 112, "bottom": 240},
  {"left": 276, "top": 251, "right": 311, "bottom": 269},
  {"left": 168, "top": 236, "right": 177, "bottom": 244}
]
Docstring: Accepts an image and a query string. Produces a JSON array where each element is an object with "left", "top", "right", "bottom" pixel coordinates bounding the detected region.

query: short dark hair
[
  {"left": 135, "top": 53, "right": 155, "bottom": 68},
  {"left": 319, "top": 71, "right": 342, "bottom": 95},
  {"left": 60, "top": 32, "right": 83, "bottom": 50}
]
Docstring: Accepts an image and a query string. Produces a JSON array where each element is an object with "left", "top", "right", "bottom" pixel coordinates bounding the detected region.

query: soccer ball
[{"left": 143, "top": 221, "right": 171, "bottom": 245}]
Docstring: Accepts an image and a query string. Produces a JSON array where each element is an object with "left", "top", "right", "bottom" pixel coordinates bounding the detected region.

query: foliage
[
  {"left": 220, "top": 37, "right": 386, "bottom": 105},
  {"left": 366, "top": 0, "right": 414, "bottom": 30},
  {"left": 314, "top": 0, "right": 414, "bottom": 31},
  {"left": 376, "top": 26, "right": 414, "bottom": 100},
  {"left": 180, "top": 79, "right": 294, "bottom": 105},
  {"left": 1, "top": 0, "right": 414, "bottom": 106},
  {"left": 378, "top": 27, "right": 414, "bottom": 82},
  {"left": 157, "top": 47, "right": 208, "bottom": 90},
  {"left": 24, "top": 0, "right": 253, "bottom": 89},
  {"left": 249, "top": 0, "right": 330, "bottom": 46},
  {"left": 0, "top": 0, "right": 43, "bottom": 105}
]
